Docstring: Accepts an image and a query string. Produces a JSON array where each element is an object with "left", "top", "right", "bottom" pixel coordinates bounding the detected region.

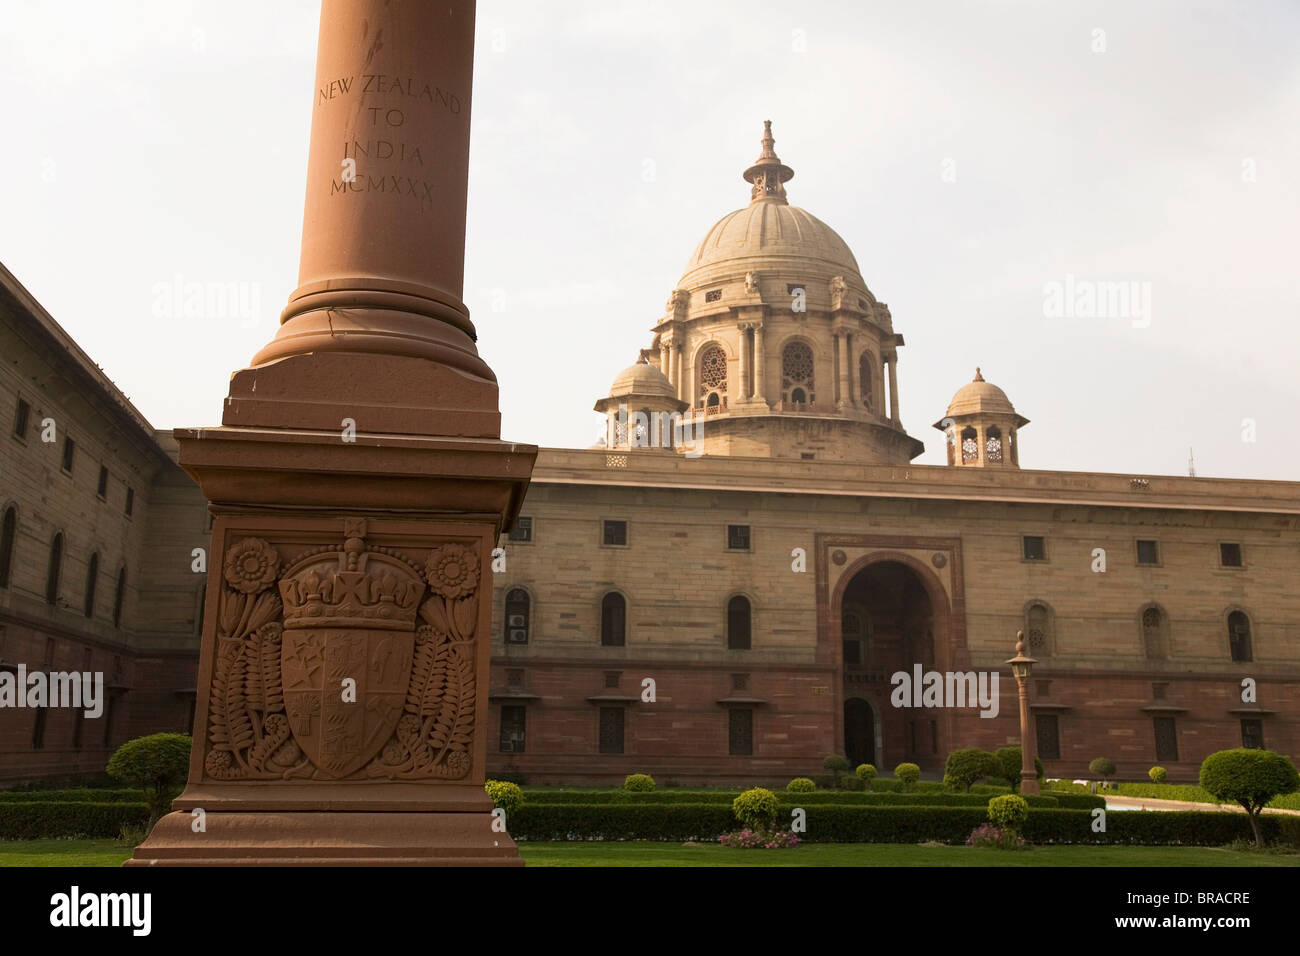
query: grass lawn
[{"left": 1, "top": 839, "right": 1294, "bottom": 867}]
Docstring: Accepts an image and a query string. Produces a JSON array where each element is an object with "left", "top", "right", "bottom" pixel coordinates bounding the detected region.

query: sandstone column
[
  {"left": 129, "top": 0, "right": 535, "bottom": 867},
  {"left": 753, "top": 324, "right": 766, "bottom": 404},
  {"left": 737, "top": 324, "right": 750, "bottom": 400},
  {"left": 888, "top": 355, "right": 901, "bottom": 423}
]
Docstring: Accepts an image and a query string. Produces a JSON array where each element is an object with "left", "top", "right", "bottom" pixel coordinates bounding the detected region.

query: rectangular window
[
  {"left": 1240, "top": 718, "right": 1263, "bottom": 749},
  {"left": 1136, "top": 539, "right": 1159, "bottom": 565},
  {"left": 1152, "top": 682, "right": 1168, "bottom": 700},
  {"left": 1153, "top": 716, "right": 1179, "bottom": 762},
  {"left": 842, "top": 640, "right": 861, "bottom": 665},
  {"left": 800, "top": 452, "right": 815, "bottom": 460},
  {"left": 32, "top": 708, "right": 47, "bottom": 750},
  {"left": 602, "top": 519, "right": 627, "bottom": 547},
  {"left": 704, "top": 289, "right": 722, "bottom": 303},
  {"left": 125, "top": 487, "right": 134, "bottom": 517},
  {"left": 72, "top": 709, "right": 85, "bottom": 749},
  {"left": 1220, "top": 543, "right": 1243, "bottom": 568},
  {"left": 96, "top": 465, "right": 109, "bottom": 499},
  {"left": 1035, "top": 714, "right": 1060, "bottom": 760},
  {"left": 61, "top": 437, "right": 75, "bottom": 474},
  {"left": 508, "top": 517, "right": 533, "bottom": 542},
  {"left": 499, "top": 705, "right": 526, "bottom": 754},
  {"left": 604, "top": 671, "right": 621, "bottom": 689},
  {"left": 599, "top": 707, "right": 625, "bottom": 755},
  {"left": 1022, "top": 536, "right": 1046, "bottom": 561},
  {"left": 727, "top": 524, "right": 751, "bottom": 551},
  {"left": 102, "top": 695, "right": 116, "bottom": 747},
  {"left": 12, "top": 399, "right": 30, "bottom": 439},
  {"left": 728, "top": 707, "right": 753, "bottom": 756},
  {"left": 731, "top": 673, "right": 748, "bottom": 692}
]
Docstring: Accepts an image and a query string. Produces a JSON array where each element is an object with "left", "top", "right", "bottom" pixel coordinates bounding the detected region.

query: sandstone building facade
[{"left": 1, "top": 124, "right": 1295, "bottom": 786}]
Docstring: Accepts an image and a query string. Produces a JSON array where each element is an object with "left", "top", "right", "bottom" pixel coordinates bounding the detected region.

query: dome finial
[
  {"left": 973, "top": 367, "right": 984, "bottom": 382},
  {"left": 742, "top": 119, "right": 794, "bottom": 204}
]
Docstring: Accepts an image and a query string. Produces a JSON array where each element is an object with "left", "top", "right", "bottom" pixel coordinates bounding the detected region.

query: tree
[
  {"left": 1088, "top": 757, "right": 1117, "bottom": 787},
  {"left": 894, "top": 762, "right": 921, "bottom": 793},
  {"left": 993, "top": 747, "right": 1045, "bottom": 793},
  {"left": 944, "top": 748, "right": 1001, "bottom": 792},
  {"left": 1200, "top": 749, "right": 1300, "bottom": 846},
  {"left": 823, "top": 753, "right": 850, "bottom": 787},
  {"left": 106, "top": 733, "right": 192, "bottom": 834}
]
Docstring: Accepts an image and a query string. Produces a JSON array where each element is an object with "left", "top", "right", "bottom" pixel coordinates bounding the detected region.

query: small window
[
  {"left": 0, "top": 506, "right": 16, "bottom": 589},
  {"left": 1036, "top": 680, "right": 1052, "bottom": 698},
  {"left": 508, "top": 517, "right": 533, "bottom": 543},
  {"left": 1228, "top": 611, "right": 1252, "bottom": 663},
  {"left": 728, "top": 707, "right": 753, "bottom": 756},
  {"left": 83, "top": 552, "right": 99, "bottom": 618},
  {"left": 1022, "top": 536, "right": 1046, "bottom": 561},
  {"left": 602, "top": 519, "right": 627, "bottom": 547},
  {"left": 858, "top": 298, "right": 868, "bottom": 310},
  {"left": 96, "top": 465, "right": 109, "bottom": 499},
  {"left": 1153, "top": 716, "right": 1179, "bottom": 762},
  {"left": 727, "top": 595, "right": 751, "bottom": 650},
  {"left": 1035, "top": 714, "right": 1060, "bottom": 760},
  {"left": 504, "top": 589, "right": 530, "bottom": 644},
  {"left": 727, "top": 524, "right": 750, "bottom": 551},
  {"left": 12, "top": 399, "right": 30, "bottom": 439},
  {"left": 1152, "top": 682, "right": 1168, "bottom": 700},
  {"left": 598, "top": 707, "right": 625, "bottom": 754},
  {"left": 1220, "top": 543, "right": 1242, "bottom": 568},
  {"left": 124, "top": 487, "right": 134, "bottom": 517},
  {"left": 45, "top": 532, "right": 64, "bottom": 605},
  {"left": 800, "top": 452, "right": 815, "bottom": 461},
  {"left": 604, "top": 671, "right": 621, "bottom": 689},
  {"left": 32, "top": 708, "right": 47, "bottom": 750},
  {"left": 112, "top": 567, "right": 126, "bottom": 627},
  {"left": 499, "top": 705, "right": 526, "bottom": 753},
  {"left": 61, "top": 437, "right": 75, "bottom": 474},
  {"left": 1136, "top": 540, "right": 1159, "bottom": 565},
  {"left": 601, "top": 592, "right": 626, "bottom": 647},
  {"left": 1241, "top": 718, "right": 1264, "bottom": 750},
  {"left": 704, "top": 289, "right": 722, "bottom": 303},
  {"left": 731, "top": 673, "right": 748, "bottom": 692},
  {"left": 1141, "top": 607, "right": 1166, "bottom": 660}
]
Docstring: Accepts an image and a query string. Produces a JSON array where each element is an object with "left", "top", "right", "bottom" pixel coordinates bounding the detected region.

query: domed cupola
[
  {"left": 638, "top": 122, "right": 923, "bottom": 464},
  {"left": 934, "top": 368, "right": 1029, "bottom": 467},
  {"left": 594, "top": 357, "right": 688, "bottom": 452}
]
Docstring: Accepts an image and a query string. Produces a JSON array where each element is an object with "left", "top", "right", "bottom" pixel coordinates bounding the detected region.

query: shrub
[
  {"left": 987, "top": 794, "right": 1030, "bottom": 832},
  {"left": 786, "top": 777, "right": 816, "bottom": 793},
  {"left": 732, "top": 787, "right": 779, "bottom": 830},
  {"left": 105, "top": 733, "right": 191, "bottom": 834},
  {"left": 855, "top": 764, "right": 877, "bottom": 788},
  {"left": 944, "top": 748, "right": 1000, "bottom": 792},
  {"left": 1088, "top": 757, "right": 1117, "bottom": 782},
  {"left": 1200, "top": 748, "right": 1300, "bottom": 846},
  {"left": 992, "top": 747, "right": 1045, "bottom": 793},
  {"left": 967, "top": 822, "right": 1027, "bottom": 850},
  {"left": 894, "top": 763, "right": 921, "bottom": 792},
  {"left": 823, "top": 754, "right": 850, "bottom": 774},
  {"left": 1148, "top": 766, "right": 1168, "bottom": 784},
  {"left": 719, "top": 828, "right": 800, "bottom": 849},
  {"left": 485, "top": 780, "right": 525, "bottom": 817},
  {"left": 623, "top": 773, "right": 655, "bottom": 792},
  {"left": 0, "top": 802, "right": 149, "bottom": 840}
]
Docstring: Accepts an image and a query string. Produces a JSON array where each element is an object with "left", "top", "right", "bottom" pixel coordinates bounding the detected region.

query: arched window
[
  {"left": 0, "top": 506, "right": 15, "bottom": 589},
  {"left": 858, "top": 354, "right": 873, "bottom": 410},
  {"left": 45, "top": 532, "right": 63, "bottom": 605},
  {"left": 985, "top": 426, "right": 1003, "bottom": 463},
  {"left": 505, "top": 588, "right": 530, "bottom": 644},
  {"left": 1228, "top": 611, "right": 1252, "bottom": 662},
  {"left": 697, "top": 345, "right": 727, "bottom": 408},
  {"left": 83, "top": 552, "right": 99, "bottom": 618},
  {"left": 112, "top": 567, "right": 126, "bottom": 628},
  {"left": 1025, "top": 602, "right": 1052, "bottom": 655},
  {"left": 960, "top": 427, "right": 978, "bottom": 463},
  {"left": 781, "top": 341, "right": 815, "bottom": 405},
  {"left": 601, "top": 592, "right": 626, "bottom": 647},
  {"left": 727, "top": 595, "right": 751, "bottom": 650},
  {"left": 1142, "top": 606, "right": 1167, "bottom": 660}
]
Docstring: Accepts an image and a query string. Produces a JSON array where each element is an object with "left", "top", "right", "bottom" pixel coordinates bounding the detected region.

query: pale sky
[{"left": 3, "top": 0, "right": 1297, "bottom": 480}]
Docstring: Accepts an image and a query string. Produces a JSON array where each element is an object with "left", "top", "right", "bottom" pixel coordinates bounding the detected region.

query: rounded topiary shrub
[
  {"left": 105, "top": 733, "right": 192, "bottom": 834},
  {"left": 484, "top": 780, "right": 525, "bottom": 816},
  {"left": 992, "top": 747, "right": 1045, "bottom": 793},
  {"left": 1088, "top": 757, "right": 1117, "bottom": 781},
  {"left": 624, "top": 773, "right": 655, "bottom": 792},
  {"left": 1149, "top": 766, "right": 1168, "bottom": 784},
  {"left": 822, "top": 754, "right": 850, "bottom": 774},
  {"left": 894, "top": 762, "right": 921, "bottom": 792},
  {"left": 732, "top": 787, "right": 779, "bottom": 830},
  {"left": 987, "top": 794, "right": 1030, "bottom": 831},
  {"left": 855, "top": 764, "right": 877, "bottom": 785},
  {"left": 1200, "top": 748, "right": 1300, "bottom": 846},
  {"left": 786, "top": 777, "right": 816, "bottom": 793}
]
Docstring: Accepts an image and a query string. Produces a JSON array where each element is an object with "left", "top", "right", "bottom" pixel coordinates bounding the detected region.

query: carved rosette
[{"left": 203, "top": 522, "right": 479, "bottom": 782}]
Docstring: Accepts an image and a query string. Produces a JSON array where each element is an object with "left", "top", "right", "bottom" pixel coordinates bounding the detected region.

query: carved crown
[{"left": 279, "top": 536, "right": 425, "bottom": 631}]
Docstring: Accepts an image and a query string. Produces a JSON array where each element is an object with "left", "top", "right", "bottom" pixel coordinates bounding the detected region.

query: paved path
[{"left": 1104, "top": 795, "right": 1300, "bottom": 816}]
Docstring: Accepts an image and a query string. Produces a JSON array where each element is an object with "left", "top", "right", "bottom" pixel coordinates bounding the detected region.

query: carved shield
[{"left": 281, "top": 624, "right": 414, "bottom": 779}]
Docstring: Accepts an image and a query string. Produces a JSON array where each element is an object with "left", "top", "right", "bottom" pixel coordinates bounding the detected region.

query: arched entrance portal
[
  {"left": 844, "top": 698, "right": 875, "bottom": 768},
  {"left": 839, "top": 559, "right": 943, "bottom": 771}
]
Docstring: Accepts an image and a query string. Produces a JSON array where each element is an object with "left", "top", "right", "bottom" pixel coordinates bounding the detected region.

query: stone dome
[
  {"left": 683, "top": 202, "right": 863, "bottom": 282},
  {"left": 944, "top": 368, "right": 1018, "bottom": 418},
  {"left": 608, "top": 360, "right": 676, "bottom": 400}
]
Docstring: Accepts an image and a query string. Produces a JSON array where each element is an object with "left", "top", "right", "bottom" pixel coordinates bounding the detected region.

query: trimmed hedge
[
  {"left": 505, "top": 803, "right": 1300, "bottom": 847},
  {"left": 0, "top": 789, "right": 143, "bottom": 804},
  {"left": 1115, "top": 783, "right": 1300, "bottom": 811},
  {"left": 0, "top": 802, "right": 149, "bottom": 840},
  {"left": 521, "top": 789, "right": 1066, "bottom": 808}
]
